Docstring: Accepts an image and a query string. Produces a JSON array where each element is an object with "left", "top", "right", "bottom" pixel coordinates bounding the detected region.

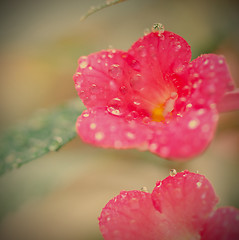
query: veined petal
[
  {"left": 74, "top": 50, "right": 137, "bottom": 109},
  {"left": 148, "top": 108, "right": 218, "bottom": 160},
  {"left": 151, "top": 171, "right": 218, "bottom": 237},
  {"left": 99, "top": 190, "right": 165, "bottom": 240},
  {"left": 201, "top": 207, "right": 239, "bottom": 240},
  {"left": 76, "top": 108, "right": 152, "bottom": 149}
]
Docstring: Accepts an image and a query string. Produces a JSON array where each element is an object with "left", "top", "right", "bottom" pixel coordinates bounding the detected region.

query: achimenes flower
[
  {"left": 73, "top": 29, "right": 239, "bottom": 160},
  {"left": 99, "top": 170, "right": 239, "bottom": 240}
]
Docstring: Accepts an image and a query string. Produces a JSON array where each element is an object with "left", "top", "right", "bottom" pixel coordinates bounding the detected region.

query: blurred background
[{"left": 0, "top": 0, "right": 239, "bottom": 239}]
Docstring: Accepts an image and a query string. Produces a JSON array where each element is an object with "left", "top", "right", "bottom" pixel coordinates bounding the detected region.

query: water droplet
[
  {"left": 95, "top": 132, "right": 104, "bottom": 141},
  {"left": 83, "top": 112, "right": 89, "bottom": 117},
  {"left": 143, "top": 116, "right": 151, "bottom": 124},
  {"left": 88, "top": 66, "right": 93, "bottom": 70},
  {"left": 203, "top": 59, "right": 209, "bottom": 65},
  {"left": 129, "top": 59, "right": 140, "bottom": 71},
  {"left": 170, "top": 169, "right": 177, "bottom": 176},
  {"left": 130, "top": 74, "right": 144, "bottom": 91},
  {"left": 126, "top": 132, "right": 135, "bottom": 139},
  {"left": 109, "top": 64, "right": 122, "bottom": 79},
  {"left": 196, "top": 182, "right": 202, "bottom": 188},
  {"left": 152, "top": 23, "right": 165, "bottom": 35},
  {"left": 80, "top": 60, "right": 88, "bottom": 69},
  {"left": 138, "top": 45, "right": 147, "bottom": 57},
  {"left": 188, "top": 119, "right": 200, "bottom": 129},
  {"left": 54, "top": 136, "right": 63, "bottom": 144},
  {"left": 119, "top": 86, "right": 127, "bottom": 95},
  {"left": 218, "top": 59, "right": 224, "bottom": 64},
  {"left": 197, "top": 109, "right": 205, "bottom": 115},
  {"left": 140, "top": 186, "right": 148, "bottom": 192},
  {"left": 90, "top": 123, "right": 96, "bottom": 130},
  {"left": 126, "top": 111, "right": 139, "bottom": 121},
  {"left": 107, "top": 98, "right": 123, "bottom": 116},
  {"left": 90, "top": 84, "right": 100, "bottom": 94}
]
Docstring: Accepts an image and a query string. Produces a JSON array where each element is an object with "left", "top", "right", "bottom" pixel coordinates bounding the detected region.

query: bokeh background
[{"left": 0, "top": 0, "right": 239, "bottom": 239}]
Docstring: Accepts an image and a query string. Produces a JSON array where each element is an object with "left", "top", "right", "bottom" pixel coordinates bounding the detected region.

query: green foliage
[{"left": 0, "top": 99, "right": 84, "bottom": 177}]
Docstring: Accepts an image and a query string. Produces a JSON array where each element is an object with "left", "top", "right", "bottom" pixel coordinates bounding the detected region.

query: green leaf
[
  {"left": 0, "top": 98, "right": 84, "bottom": 177},
  {"left": 80, "top": 0, "right": 128, "bottom": 21}
]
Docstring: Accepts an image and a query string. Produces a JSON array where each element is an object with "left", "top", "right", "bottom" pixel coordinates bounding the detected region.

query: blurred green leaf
[
  {"left": 80, "top": 0, "right": 128, "bottom": 21},
  {"left": 0, "top": 98, "right": 84, "bottom": 177}
]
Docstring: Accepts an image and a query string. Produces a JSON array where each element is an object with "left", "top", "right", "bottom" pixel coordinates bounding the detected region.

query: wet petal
[
  {"left": 152, "top": 171, "right": 218, "bottom": 236},
  {"left": 201, "top": 207, "right": 239, "bottom": 240},
  {"left": 128, "top": 31, "right": 191, "bottom": 106},
  {"left": 178, "top": 54, "right": 234, "bottom": 109},
  {"left": 76, "top": 108, "right": 152, "bottom": 149},
  {"left": 99, "top": 190, "right": 165, "bottom": 240},
  {"left": 73, "top": 50, "right": 136, "bottom": 108},
  {"left": 149, "top": 108, "right": 218, "bottom": 160}
]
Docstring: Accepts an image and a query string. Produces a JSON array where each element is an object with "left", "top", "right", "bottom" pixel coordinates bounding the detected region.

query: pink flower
[
  {"left": 73, "top": 30, "right": 239, "bottom": 160},
  {"left": 99, "top": 170, "right": 239, "bottom": 240}
]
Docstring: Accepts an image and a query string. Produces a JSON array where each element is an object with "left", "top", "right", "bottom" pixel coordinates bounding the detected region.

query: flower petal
[
  {"left": 178, "top": 54, "right": 234, "bottom": 109},
  {"left": 73, "top": 50, "right": 137, "bottom": 109},
  {"left": 99, "top": 190, "right": 165, "bottom": 240},
  {"left": 76, "top": 108, "right": 152, "bottom": 149},
  {"left": 127, "top": 31, "right": 191, "bottom": 106},
  {"left": 151, "top": 171, "right": 218, "bottom": 237},
  {"left": 201, "top": 207, "right": 239, "bottom": 240},
  {"left": 129, "top": 31, "right": 191, "bottom": 75},
  {"left": 217, "top": 89, "right": 239, "bottom": 113},
  {"left": 148, "top": 108, "right": 218, "bottom": 160}
]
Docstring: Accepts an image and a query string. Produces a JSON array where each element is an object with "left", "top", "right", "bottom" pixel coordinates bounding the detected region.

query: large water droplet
[
  {"left": 170, "top": 169, "right": 177, "bottom": 176},
  {"left": 129, "top": 74, "right": 144, "bottom": 91},
  {"left": 152, "top": 23, "right": 165, "bottom": 35},
  {"left": 107, "top": 98, "right": 123, "bottom": 116},
  {"left": 109, "top": 64, "right": 123, "bottom": 79},
  {"left": 90, "top": 84, "right": 100, "bottom": 94}
]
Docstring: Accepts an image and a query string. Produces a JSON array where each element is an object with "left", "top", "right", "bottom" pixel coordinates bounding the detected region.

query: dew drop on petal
[
  {"left": 126, "top": 111, "right": 139, "bottom": 121},
  {"left": 169, "top": 169, "right": 177, "bottom": 177},
  {"left": 95, "top": 132, "right": 104, "bottom": 141},
  {"left": 90, "top": 123, "right": 96, "bottom": 130},
  {"left": 80, "top": 60, "right": 88, "bottom": 69},
  {"left": 109, "top": 64, "right": 123, "bottom": 79},
  {"left": 107, "top": 98, "right": 123, "bottom": 116},
  {"left": 119, "top": 86, "right": 127, "bottom": 95},
  {"left": 130, "top": 74, "right": 144, "bottom": 91},
  {"left": 188, "top": 119, "right": 200, "bottom": 129},
  {"left": 143, "top": 116, "right": 151, "bottom": 124},
  {"left": 149, "top": 143, "right": 158, "bottom": 151},
  {"left": 196, "top": 182, "right": 202, "bottom": 188},
  {"left": 126, "top": 132, "right": 135, "bottom": 140}
]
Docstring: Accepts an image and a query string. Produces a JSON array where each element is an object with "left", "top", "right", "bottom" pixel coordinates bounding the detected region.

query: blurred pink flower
[
  {"left": 73, "top": 30, "right": 238, "bottom": 160},
  {"left": 99, "top": 170, "right": 239, "bottom": 240}
]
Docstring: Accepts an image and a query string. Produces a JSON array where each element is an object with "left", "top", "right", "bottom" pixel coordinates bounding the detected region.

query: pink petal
[
  {"left": 127, "top": 31, "right": 191, "bottom": 106},
  {"left": 217, "top": 89, "right": 239, "bottom": 113},
  {"left": 73, "top": 50, "right": 138, "bottom": 109},
  {"left": 178, "top": 54, "right": 234, "bottom": 109},
  {"left": 129, "top": 31, "right": 191, "bottom": 75},
  {"left": 201, "top": 207, "right": 239, "bottom": 240},
  {"left": 76, "top": 108, "right": 152, "bottom": 149},
  {"left": 99, "top": 190, "right": 165, "bottom": 240},
  {"left": 148, "top": 108, "right": 218, "bottom": 160},
  {"left": 151, "top": 171, "right": 218, "bottom": 236}
]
